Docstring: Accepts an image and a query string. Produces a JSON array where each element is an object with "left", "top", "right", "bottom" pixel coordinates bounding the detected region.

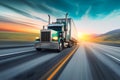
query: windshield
[{"left": 48, "top": 26, "right": 62, "bottom": 31}]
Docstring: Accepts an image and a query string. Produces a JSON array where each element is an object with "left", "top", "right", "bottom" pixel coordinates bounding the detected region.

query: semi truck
[{"left": 34, "top": 13, "right": 78, "bottom": 52}]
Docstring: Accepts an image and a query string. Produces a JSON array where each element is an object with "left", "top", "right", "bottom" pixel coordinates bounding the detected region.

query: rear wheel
[{"left": 68, "top": 42, "right": 72, "bottom": 48}]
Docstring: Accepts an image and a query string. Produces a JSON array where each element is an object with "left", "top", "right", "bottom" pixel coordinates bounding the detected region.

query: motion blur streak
[{"left": 58, "top": 42, "right": 120, "bottom": 80}]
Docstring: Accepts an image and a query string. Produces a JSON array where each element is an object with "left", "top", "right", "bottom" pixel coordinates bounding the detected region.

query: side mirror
[{"left": 59, "top": 32, "right": 63, "bottom": 37}]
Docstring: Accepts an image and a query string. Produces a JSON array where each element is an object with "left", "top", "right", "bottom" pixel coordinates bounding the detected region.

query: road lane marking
[
  {"left": 0, "top": 44, "right": 33, "bottom": 49},
  {"left": 91, "top": 44, "right": 120, "bottom": 62},
  {"left": 0, "top": 49, "right": 35, "bottom": 57},
  {"left": 0, "top": 54, "right": 57, "bottom": 80},
  {"left": 105, "top": 53, "right": 120, "bottom": 62},
  {"left": 46, "top": 46, "right": 78, "bottom": 80}
]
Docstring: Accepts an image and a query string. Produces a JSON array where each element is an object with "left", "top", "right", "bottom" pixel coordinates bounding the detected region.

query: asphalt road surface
[
  {"left": 58, "top": 42, "right": 120, "bottom": 80},
  {"left": 0, "top": 42, "right": 76, "bottom": 80},
  {"left": 0, "top": 42, "right": 120, "bottom": 80}
]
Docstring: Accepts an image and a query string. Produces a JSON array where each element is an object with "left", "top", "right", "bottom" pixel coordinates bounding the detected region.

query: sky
[{"left": 0, "top": 0, "right": 120, "bottom": 34}]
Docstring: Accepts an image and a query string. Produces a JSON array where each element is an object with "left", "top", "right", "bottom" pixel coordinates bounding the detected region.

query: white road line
[
  {"left": 0, "top": 54, "right": 57, "bottom": 80},
  {"left": 105, "top": 53, "right": 120, "bottom": 62},
  {"left": 90, "top": 43, "right": 120, "bottom": 62},
  {"left": 87, "top": 43, "right": 120, "bottom": 76},
  {"left": 0, "top": 49, "right": 35, "bottom": 57}
]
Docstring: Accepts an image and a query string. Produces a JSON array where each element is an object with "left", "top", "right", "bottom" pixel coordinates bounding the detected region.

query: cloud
[
  {"left": 0, "top": 0, "right": 120, "bottom": 34},
  {"left": 0, "top": 0, "right": 120, "bottom": 19},
  {"left": 75, "top": 10, "right": 120, "bottom": 34}
]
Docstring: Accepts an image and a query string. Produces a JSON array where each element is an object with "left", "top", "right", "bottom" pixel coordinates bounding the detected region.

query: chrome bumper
[{"left": 34, "top": 42, "right": 59, "bottom": 49}]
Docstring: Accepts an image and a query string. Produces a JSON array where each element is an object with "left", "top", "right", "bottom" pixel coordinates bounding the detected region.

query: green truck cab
[{"left": 34, "top": 14, "right": 78, "bottom": 52}]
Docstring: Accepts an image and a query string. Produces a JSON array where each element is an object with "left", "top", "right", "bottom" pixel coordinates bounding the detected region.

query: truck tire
[
  {"left": 57, "top": 41, "right": 64, "bottom": 52},
  {"left": 68, "top": 42, "right": 72, "bottom": 48},
  {"left": 36, "top": 48, "right": 41, "bottom": 51}
]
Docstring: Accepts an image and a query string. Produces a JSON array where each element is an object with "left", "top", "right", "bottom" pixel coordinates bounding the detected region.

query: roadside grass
[{"left": 0, "top": 31, "right": 39, "bottom": 41}]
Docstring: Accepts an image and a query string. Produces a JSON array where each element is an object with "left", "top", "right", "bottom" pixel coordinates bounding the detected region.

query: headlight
[
  {"left": 52, "top": 36, "right": 58, "bottom": 41},
  {"left": 35, "top": 37, "right": 40, "bottom": 41}
]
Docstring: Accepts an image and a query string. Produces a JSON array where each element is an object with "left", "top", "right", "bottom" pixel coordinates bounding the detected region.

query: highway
[
  {"left": 58, "top": 42, "right": 120, "bottom": 80},
  {"left": 0, "top": 42, "right": 120, "bottom": 80}
]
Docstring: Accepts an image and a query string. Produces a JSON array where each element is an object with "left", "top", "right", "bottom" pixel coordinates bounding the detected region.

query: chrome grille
[{"left": 41, "top": 31, "right": 51, "bottom": 42}]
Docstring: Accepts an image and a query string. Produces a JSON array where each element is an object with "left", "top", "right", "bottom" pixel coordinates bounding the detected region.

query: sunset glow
[
  {"left": 0, "top": 22, "right": 40, "bottom": 33},
  {"left": 0, "top": 0, "right": 120, "bottom": 41},
  {"left": 78, "top": 32, "right": 91, "bottom": 41}
]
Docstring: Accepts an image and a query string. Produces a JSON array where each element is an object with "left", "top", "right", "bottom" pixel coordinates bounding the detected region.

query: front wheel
[
  {"left": 57, "top": 41, "right": 64, "bottom": 52},
  {"left": 36, "top": 48, "right": 41, "bottom": 51}
]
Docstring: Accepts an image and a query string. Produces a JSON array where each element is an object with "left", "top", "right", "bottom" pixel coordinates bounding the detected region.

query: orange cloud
[{"left": 0, "top": 22, "right": 40, "bottom": 33}]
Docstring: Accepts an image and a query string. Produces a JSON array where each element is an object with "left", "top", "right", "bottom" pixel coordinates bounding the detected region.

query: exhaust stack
[
  {"left": 65, "top": 13, "right": 68, "bottom": 41},
  {"left": 48, "top": 15, "right": 50, "bottom": 24},
  {"left": 43, "top": 26, "right": 45, "bottom": 29},
  {"left": 65, "top": 13, "right": 68, "bottom": 31}
]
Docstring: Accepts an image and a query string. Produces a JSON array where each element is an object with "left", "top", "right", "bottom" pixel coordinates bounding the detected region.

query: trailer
[{"left": 34, "top": 13, "right": 78, "bottom": 52}]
